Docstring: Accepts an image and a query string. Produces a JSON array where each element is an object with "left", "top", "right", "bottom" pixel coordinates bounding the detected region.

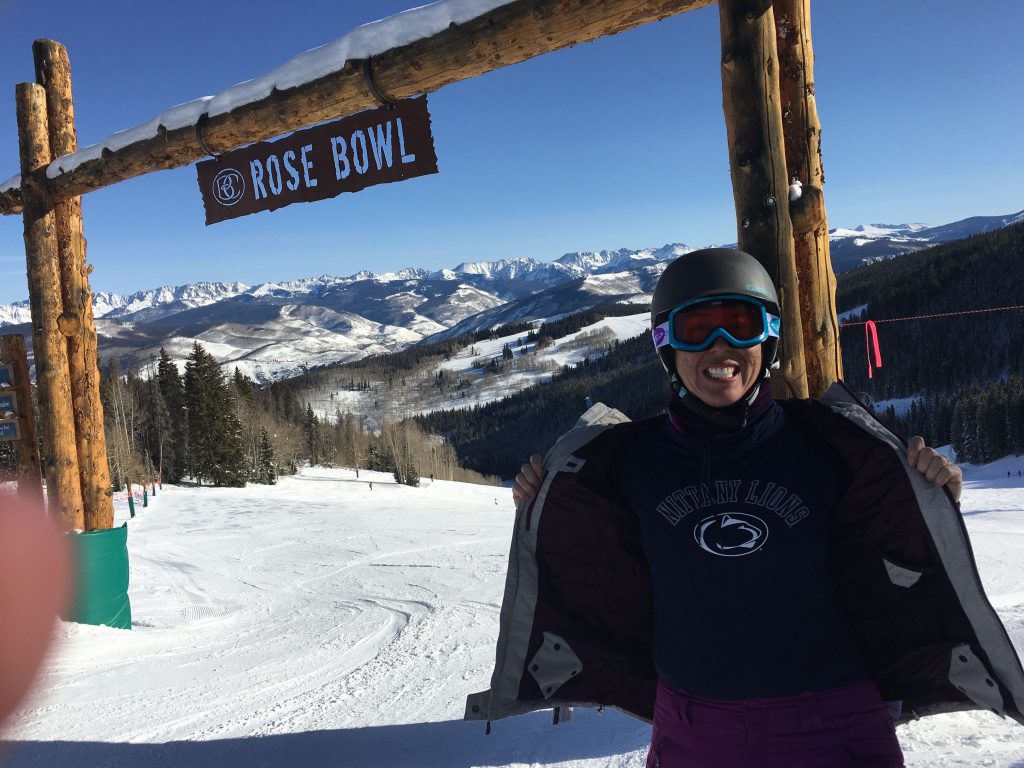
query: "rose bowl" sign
[{"left": 197, "top": 97, "right": 438, "bottom": 225}]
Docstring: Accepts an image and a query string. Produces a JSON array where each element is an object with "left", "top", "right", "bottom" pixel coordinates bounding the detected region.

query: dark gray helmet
[{"left": 651, "top": 248, "right": 781, "bottom": 382}]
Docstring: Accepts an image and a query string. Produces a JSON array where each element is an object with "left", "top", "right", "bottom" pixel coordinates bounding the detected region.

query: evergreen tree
[
  {"left": 157, "top": 348, "right": 187, "bottom": 482},
  {"left": 144, "top": 371, "right": 173, "bottom": 486},
  {"left": 303, "top": 404, "right": 320, "bottom": 466},
  {"left": 184, "top": 343, "right": 246, "bottom": 486},
  {"left": 215, "top": 401, "right": 248, "bottom": 487},
  {"left": 256, "top": 426, "right": 277, "bottom": 484},
  {"left": 233, "top": 367, "right": 255, "bottom": 402}
]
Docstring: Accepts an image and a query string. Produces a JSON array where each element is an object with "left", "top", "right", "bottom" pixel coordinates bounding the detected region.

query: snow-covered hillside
[
  {"left": 1, "top": 207, "right": 1019, "bottom": 382},
  {"left": 827, "top": 209, "right": 1024, "bottom": 272},
  {"left": 1, "top": 464, "right": 1022, "bottom": 767},
  {"left": 301, "top": 312, "right": 650, "bottom": 427}
]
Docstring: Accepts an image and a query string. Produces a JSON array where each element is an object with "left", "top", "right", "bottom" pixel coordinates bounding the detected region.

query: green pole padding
[
  {"left": 128, "top": 493, "right": 135, "bottom": 517},
  {"left": 63, "top": 524, "right": 132, "bottom": 630},
  {"left": 143, "top": 488, "right": 148, "bottom": 508}
]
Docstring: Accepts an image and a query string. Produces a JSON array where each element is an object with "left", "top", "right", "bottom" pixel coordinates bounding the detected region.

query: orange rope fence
[{"left": 837, "top": 303, "right": 1024, "bottom": 379}]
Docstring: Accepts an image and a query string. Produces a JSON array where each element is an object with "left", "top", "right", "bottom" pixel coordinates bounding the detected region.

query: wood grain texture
[
  {"left": 17, "top": 82, "right": 85, "bottom": 530},
  {"left": 774, "top": 0, "right": 842, "bottom": 396},
  {"left": 35, "top": 40, "right": 114, "bottom": 530},
  {"left": 719, "top": 0, "right": 807, "bottom": 398}
]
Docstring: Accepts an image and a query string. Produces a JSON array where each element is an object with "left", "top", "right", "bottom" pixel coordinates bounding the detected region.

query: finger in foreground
[{"left": 0, "top": 496, "right": 71, "bottom": 730}]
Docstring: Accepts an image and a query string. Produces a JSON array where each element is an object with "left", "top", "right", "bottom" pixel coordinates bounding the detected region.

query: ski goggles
[{"left": 652, "top": 295, "right": 780, "bottom": 352}]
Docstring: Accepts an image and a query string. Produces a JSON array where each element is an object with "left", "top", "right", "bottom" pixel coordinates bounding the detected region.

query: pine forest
[{"left": 1, "top": 224, "right": 1021, "bottom": 486}]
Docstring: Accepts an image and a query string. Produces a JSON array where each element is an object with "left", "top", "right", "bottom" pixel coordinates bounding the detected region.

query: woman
[{"left": 465, "top": 249, "right": 1023, "bottom": 767}]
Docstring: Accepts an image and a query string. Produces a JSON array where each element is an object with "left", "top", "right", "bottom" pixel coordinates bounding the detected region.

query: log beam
[
  {"left": 0, "top": 0, "right": 714, "bottom": 216},
  {"left": 16, "top": 82, "right": 85, "bottom": 530},
  {"left": 773, "top": 0, "right": 841, "bottom": 397},
  {"left": 0, "top": 334, "right": 43, "bottom": 503},
  {"left": 719, "top": 0, "right": 807, "bottom": 398},
  {"left": 34, "top": 40, "right": 114, "bottom": 530}
]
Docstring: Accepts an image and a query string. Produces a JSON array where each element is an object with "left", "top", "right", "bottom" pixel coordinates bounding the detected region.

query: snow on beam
[{"left": 0, "top": 0, "right": 714, "bottom": 216}]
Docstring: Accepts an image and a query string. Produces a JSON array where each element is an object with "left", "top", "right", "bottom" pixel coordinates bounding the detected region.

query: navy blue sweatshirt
[{"left": 611, "top": 394, "right": 870, "bottom": 700}]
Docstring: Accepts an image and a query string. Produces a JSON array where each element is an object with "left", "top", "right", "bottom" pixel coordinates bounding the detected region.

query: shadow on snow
[{"left": 1, "top": 709, "right": 650, "bottom": 768}]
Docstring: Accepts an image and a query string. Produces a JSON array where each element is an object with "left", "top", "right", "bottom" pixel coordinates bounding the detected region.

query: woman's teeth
[{"left": 706, "top": 366, "right": 738, "bottom": 379}]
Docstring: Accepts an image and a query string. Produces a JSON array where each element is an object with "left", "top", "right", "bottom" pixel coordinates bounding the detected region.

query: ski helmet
[{"left": 651, "top": 248, "right": 781, "bottom": 392}]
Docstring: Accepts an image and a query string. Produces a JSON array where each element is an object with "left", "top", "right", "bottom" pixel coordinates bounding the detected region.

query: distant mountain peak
[{"left": 1, "top": 209, "right": 1020, "bottom": 381}]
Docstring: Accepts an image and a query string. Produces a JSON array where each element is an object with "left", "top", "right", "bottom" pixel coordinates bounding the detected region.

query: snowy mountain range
[
  {"left": 827, "top": 209, "right": 1024, "bottom": 272},
  {"left": 0, "top": 209, "right": 1019, "bottom": 381}
]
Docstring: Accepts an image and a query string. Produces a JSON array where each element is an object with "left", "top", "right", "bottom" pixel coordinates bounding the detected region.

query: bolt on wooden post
[
  {"left": 16, "top": 81, "right": 85, "bottom": 530},
  {"left": 34, "top": 40, "right": 114, "bottom": 530},
  {"left": 719, "top": 0, "right": 809, "bottom": 399}
]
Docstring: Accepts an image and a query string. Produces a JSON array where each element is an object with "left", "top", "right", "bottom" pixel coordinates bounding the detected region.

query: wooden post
[
  {"left": 719, "top": 0, "right": 808, "bottom": 399},
  {"left": 16, "top": 82, "right": 85, "bottom": 530},
  {"left": 34, "top": 40, "right": 114, "bottom": 530},
  {"left": 0, "top": 334, "right": 43, "bottom": 502},
  {"left": 773, "top": 0, "right": 842, "bottom": 396}
]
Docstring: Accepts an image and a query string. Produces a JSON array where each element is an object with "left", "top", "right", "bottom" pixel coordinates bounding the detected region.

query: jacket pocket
[{"left": 882, "top": 558, "right": 924, "bottom": 588}]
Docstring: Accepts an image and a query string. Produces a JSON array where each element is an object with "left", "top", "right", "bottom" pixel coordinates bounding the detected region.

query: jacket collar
[{"left": 668, "top": 378, "right": 775, "bottom": 437}]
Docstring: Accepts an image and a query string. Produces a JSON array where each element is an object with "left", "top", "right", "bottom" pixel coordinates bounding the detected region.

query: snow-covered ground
[{"left": 2, "top": 463, "right": 1023, "bottom": 767}]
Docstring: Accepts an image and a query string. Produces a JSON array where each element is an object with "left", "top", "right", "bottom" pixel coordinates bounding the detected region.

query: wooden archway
[{"left": 1, "top": 0, "right": 841, "bottom": 528}]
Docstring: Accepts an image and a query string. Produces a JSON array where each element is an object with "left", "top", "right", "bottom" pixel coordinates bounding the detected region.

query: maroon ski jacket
[{"left": 465, "top": 384, "right": 1024, "bottom": 728}]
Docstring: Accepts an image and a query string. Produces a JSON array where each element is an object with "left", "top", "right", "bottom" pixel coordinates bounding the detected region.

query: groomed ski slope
[{"left": 2, "top": 462, "right": 1023, "bottom": 767}]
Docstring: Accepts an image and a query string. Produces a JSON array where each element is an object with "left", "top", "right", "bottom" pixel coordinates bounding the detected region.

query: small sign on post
[
  {"left": 0, "top": 391, "right": 16, "bottom": 418},
  {"left": 0, "top": 419, "right": 20, "bottom": 442},
  {"left": 196, "top": 96, "right": 438, "bottom": 225},
  {"left": 0, "top": 366, "right": 17, "bottom": 441}
]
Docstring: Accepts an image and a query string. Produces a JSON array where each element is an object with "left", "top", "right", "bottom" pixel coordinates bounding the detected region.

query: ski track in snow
[{"left": 1, "top": 467, "right": 1022, "bottom": 767}]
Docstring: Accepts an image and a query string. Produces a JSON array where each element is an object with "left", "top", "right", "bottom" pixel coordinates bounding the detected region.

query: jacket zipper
[{"left": 702, "top": 437, "right": 713, "bottom": 489}]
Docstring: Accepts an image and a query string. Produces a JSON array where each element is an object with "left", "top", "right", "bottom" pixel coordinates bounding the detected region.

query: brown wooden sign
[{"left": 197, "top": 96, "right": 438, "bottom": 225}]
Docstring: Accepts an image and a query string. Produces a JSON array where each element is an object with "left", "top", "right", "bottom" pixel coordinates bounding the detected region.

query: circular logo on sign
[
  {"left": 212, "top": 168, "right": 245, "bottom": 206},
  {"left": 694, "top": 512, "right": 769, "bottom": 557}
]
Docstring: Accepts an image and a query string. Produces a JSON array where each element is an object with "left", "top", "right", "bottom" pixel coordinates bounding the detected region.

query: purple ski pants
[{"left": 646, "top": 679, "right": 905, "bottom": 767}]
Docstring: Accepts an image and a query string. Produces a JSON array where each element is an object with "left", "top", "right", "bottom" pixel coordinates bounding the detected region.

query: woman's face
[{"left": 674, "top": 338, "right": 762, "bottom": 408}]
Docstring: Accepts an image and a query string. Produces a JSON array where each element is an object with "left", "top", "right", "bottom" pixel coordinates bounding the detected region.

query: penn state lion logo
[{"left": 694, "top": 512, "right": 769, "bottom": 557}]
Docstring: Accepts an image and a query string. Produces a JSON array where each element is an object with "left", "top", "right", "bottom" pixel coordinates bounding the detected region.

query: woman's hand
[
  {"left": 512, "top": 454, "right": 545, "bottom": 508},
  {"left": 907, "top": 436, "right": 963, "bottom": 502}
]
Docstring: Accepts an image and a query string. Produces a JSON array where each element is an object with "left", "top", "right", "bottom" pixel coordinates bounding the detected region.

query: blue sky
[{"left": 0, "top": 0, "right": 1021, "bottom": 304}]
